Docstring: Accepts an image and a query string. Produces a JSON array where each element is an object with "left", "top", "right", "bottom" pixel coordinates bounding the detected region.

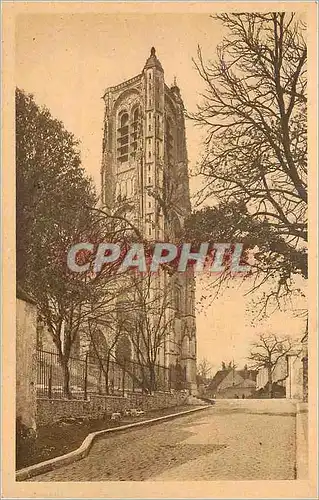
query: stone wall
[
  {"left": 37, "top": 391, "right": 189, "bottom": 426},
  {"left": 216, "top": 386, "right": 256, "bottom": 399},
  {"left": 16, "top": 294, "right": 38, "bottom": 436}
]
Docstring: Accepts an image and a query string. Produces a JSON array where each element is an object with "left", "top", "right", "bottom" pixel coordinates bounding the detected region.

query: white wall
[
  {"left": 16, "top": 297, "right": 37, "bottom": 433},
  {"left": 286, "top": 354, "right": 303, "bottom": 400}
]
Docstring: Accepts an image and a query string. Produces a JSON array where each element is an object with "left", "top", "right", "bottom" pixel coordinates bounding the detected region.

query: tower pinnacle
[{"left": 143, "top": 47, "right": 163, "bottom": 72}]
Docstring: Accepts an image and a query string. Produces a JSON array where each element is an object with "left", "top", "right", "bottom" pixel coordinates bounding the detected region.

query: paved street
[{"left": 29, "top": 399, "right": 297, "bottom": 481}]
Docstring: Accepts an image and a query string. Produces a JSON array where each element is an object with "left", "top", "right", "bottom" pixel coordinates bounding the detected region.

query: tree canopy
[
  {"left": 187, "top": 13, "right": 307, "bottom": 317},
  {"left": 16, "top": 87, "right": 97, "bottom": 289}
]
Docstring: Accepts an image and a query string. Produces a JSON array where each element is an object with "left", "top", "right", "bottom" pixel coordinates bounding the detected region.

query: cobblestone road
[{"left": 29, "top": 399, "right": 296, "bottom": 481}]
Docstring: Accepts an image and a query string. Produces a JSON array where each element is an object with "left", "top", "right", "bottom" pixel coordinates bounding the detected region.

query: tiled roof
[
  {"left": 207, "top": 370, "right": 231, "bottom": 393},
  {"left": 207, "top": 369, "right": 258, "bottom": 393}
]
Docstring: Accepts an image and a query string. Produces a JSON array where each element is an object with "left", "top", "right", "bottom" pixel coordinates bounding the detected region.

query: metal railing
[{"left": 36, "top": 349, "right": 184, "bottom": 399}]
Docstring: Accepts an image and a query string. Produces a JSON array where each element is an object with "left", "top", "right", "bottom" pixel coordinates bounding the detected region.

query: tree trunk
[
  {"left": 98, "top": 366, "right": 102, "bottom": 394},
  {"left": 61, "top": 358, "right": 71, "bottom": 399},
  {"left": 149, "top": 365, "right": 156, "bottom": 394},
  {"left": 104, "top": 357, "right": 110, "bottom": 395},
  {"left": 267, "top": 365, "right": 273, "bottom": 399},
  {"left": 140, "top": 364, "right": 147, "bottom": 393}
]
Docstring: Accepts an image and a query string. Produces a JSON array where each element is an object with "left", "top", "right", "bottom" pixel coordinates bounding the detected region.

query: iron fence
[{"left": 36, "top": 349, "right": 182, "bottom": 399}]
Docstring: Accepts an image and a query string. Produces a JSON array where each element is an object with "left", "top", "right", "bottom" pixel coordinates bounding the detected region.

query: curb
[
  {"left": 295, "top": 401, "right": 308, "bottom": 479},
  {"left": 16, "top": 405, "right": 211, "bottom": 481}
]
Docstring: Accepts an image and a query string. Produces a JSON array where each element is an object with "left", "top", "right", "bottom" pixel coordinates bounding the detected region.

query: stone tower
[{"left": 101, "top": 48, "right": 197, "bottom": 393}]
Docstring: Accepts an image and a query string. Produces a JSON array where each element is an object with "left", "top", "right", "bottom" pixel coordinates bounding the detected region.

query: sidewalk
[{"left": 296, "top": 402, "right": 308, "bottom": 479}]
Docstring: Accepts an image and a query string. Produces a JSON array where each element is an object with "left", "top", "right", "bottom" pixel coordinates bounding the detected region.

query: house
[
  {"left": 286, "top": 351, "right": 303, "bottom": 399},
  {"left": 207, "top": 367, "right": 257, "bottom": 399},
  {"left": 255, "top": 356, "right": 287, "bottom": 398},
  {"left": 255, "top": 328, "right": 309, "bottom": 401}
]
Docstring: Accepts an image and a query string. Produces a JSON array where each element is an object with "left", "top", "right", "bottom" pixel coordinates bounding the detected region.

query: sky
[{"left": 15, "top": 12, "right": 307, "bottom": 373}]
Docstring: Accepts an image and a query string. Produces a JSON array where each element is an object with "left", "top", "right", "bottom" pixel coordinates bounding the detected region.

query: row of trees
[{"left": 16, "top": 88, "right": 175, "bottom": 397}]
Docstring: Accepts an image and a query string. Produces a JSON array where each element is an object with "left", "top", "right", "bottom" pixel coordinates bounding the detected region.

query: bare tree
[
  {"left": 197, "top": 358, "right": 213, "bottom": 379},
  {"left": 219, "top": 360, "right": 237, "bottom": 371},
  {"left": 120, "top": 272, "right": 176, "bottom": 394},
  {"left": 85, "top": 316, "right": 128, "bottom": 395},
  {"left": 248, "top": 333, "right": 293, "bottom": 398},
  {"left": 188, "top": 12, "right": 307, "bottom": 316}
]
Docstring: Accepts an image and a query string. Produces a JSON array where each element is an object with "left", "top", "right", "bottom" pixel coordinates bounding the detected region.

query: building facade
[
  {"left": 256, "top": 357, "right": 288, "bottom": 393},
  {"left": 100, "top": 48, "right": 197, "bottom": 393},
  {"left": 207, "top": 368, "right": 257, "bottom": 399},
  {"left": 286, "top": 352, "right": 303, "bottom": 400},
  {"left": 255, "top": 330, "right": 309, "bottom": 401}
]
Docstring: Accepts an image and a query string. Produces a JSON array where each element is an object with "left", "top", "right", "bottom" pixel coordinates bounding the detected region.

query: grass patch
[{"left": 16, "top": 405, "right": 200, "bottom": 470}]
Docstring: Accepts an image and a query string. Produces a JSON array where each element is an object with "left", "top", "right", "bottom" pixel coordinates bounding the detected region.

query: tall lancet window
[
  {"left": 165, "top": 117, "right": 174, "bottom": 166},
  {"left": 131, "top": 107, "right": 140, "bottom": 158},
  {"left": 117, "top": 111, "right": 129, "bottom": 163}
]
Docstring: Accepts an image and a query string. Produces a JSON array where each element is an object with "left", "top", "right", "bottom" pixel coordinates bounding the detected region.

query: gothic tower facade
[{"left": 101, "top": 48, "right": 197, "bottom": 393}]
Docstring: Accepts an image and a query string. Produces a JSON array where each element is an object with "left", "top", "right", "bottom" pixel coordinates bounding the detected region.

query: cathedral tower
[{"left": 101, "top": 48, "right": 197, "bottom": 393}]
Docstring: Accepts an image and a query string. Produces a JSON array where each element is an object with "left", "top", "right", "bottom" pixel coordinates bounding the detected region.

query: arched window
[
  {"left": 133, "top": 108, "right": 139, "bottom": 122},
  {"left": 131, "top": 107, "right": 140, "bottom": 157},
  {"left": 155, "top": 77, "right": 160, "bottom": 109},
  {"left": 121, "top": 113, "right": 128, "bottom": 127},
  {"left": 117, "top": 111, "right": 129, "bottom": 163}
]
